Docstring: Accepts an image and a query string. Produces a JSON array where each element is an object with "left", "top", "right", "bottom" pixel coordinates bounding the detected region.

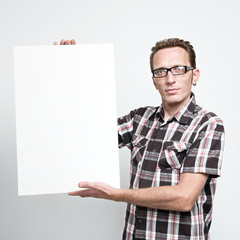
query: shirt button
[
  {"left": 153, "top": 149, "right": 157, "bottom": 152},
  {"left": 138, "top": 219, "right": 142, "bottom": 223}
]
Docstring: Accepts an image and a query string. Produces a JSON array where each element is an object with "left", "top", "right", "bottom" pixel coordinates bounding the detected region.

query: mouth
[{"left": 165, "top": 88, "right": 179, "bottom": 94}]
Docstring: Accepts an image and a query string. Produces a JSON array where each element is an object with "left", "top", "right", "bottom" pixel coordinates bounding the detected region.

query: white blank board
[{"left": 14, "top": 44, "right": 120, "bottom": 196}]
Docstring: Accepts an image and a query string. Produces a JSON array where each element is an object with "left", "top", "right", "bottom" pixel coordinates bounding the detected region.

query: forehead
[{"left": 153, "top": 47, "right": 190, "bottom": 69}]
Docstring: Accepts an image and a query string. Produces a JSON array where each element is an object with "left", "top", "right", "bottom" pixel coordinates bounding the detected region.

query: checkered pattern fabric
[{"left": 118, "top": 94, "right": 225, "bottom": 240}]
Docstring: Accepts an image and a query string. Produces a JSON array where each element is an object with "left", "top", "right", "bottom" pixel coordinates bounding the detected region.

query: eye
[
  {"left": 156, "top": 69, "right": 164, "bottom": 74},
  {"left": 174, "top": 66, "right": 185, "bottom": 73},
  {"left": 154, "top": 69, "right": 166, "bottom": 75},
  {"left": 153, "top": 68, "right": 169, "bottom": 78}
]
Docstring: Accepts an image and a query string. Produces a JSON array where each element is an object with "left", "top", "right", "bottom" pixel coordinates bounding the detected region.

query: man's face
[{"left": 152, "top": 47, "right": 200, "bottom": 109}]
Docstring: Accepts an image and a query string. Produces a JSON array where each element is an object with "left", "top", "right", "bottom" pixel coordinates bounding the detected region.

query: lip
[{"left": 165, "top": 88, "right": 179, "bottom": 94}]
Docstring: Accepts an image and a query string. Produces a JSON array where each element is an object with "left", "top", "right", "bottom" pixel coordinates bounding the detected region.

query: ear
[
  {"left": 192, "top": 68, "right": 200, "bottom": 85},
  {"left": 152, "top": 76, "right": 158, "bottom": 90}
]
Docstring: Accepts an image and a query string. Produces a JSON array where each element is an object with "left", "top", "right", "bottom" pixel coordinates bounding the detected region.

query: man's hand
[
  {"left": 53, "top": 39, "right": 76, "bottom": 45},
  {"left": 68, "top": 182, "right": 120, "bottom": 201}
]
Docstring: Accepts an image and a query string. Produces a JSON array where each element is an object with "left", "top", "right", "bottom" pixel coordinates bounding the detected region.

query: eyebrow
[{"left": 153, "top": 65, "right": 184, "bottom": 71}]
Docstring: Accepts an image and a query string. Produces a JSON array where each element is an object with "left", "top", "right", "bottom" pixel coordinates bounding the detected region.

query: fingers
[
  {"left": 60, "top": 39, "right": 66, "bottom": 45},
  {"left": 65, "top": 39, "right": 71, "bottom": 45},
  {"left": 78, "top": 181, "right": 96, "bottom": 189},
  {"left": 68, "top": 188, "right": 102, "bottom": 198},
  {"left": 68, "top": 191, "right": 79, "bottom": 196},
  {"left": 68, "top": 189, "right": 92, "bottom": 197},
  {"left": 68, "top": 181, "right": 96, "bottom": 197},
  {"left": 68, "top": 181, "right": 117, "bottom": 200},
  {"left": 54, "top": 39, "right": 76, "bottom": 45},
  {"left": 71, "top": 39, "right": 76, "bottom": 45}
]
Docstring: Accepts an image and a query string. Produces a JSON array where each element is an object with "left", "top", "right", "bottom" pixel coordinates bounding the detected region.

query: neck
[
  {"left": 162, "top": 96, "right": 191, "bottom": 122},
  {"left": 162, "top": 105, "right": 180, "bottom": 122}
]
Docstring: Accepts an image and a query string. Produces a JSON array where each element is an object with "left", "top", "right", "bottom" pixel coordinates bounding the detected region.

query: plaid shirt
[{"left": 118, "top": 94, "right": 225, "bottom": 240}]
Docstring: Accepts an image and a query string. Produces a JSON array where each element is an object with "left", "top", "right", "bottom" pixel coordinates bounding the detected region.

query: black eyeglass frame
[{"left": 152, "top": 65, "right": 194, "bottom": 78}]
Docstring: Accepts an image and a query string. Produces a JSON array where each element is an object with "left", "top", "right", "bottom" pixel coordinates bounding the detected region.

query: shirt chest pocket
[{"left": 158, "top": 141, "right": 191, "bottom": 171}]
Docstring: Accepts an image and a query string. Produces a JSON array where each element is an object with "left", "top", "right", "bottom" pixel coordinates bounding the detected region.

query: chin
[{"left": 163, "top": 94, "right": 189, "bottom": 106}]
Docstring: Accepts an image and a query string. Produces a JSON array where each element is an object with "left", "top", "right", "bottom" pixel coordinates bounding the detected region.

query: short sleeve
[
  {"left": 180, "top": 117, "right": 225, "bottom": 177},
  {"left": 117, "top": 109, "right": 137, "bottom": 149}
]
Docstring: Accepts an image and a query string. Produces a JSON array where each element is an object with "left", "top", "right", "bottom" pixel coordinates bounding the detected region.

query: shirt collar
[{"left": 156, "top": 92, "right": 197, "bottom": 124}]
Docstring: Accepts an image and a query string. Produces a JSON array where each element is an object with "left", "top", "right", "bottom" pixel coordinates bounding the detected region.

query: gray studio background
[{"left": 0, "top": 0, "right": 239, "bottom": 239}]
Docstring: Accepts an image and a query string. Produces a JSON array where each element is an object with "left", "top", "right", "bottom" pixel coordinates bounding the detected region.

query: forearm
[
  {"left": 113, "top": 173, "right": 209, "bottom": 211},
  {"left": 114, "top": 185, "right": 193, "bottom": 212}
]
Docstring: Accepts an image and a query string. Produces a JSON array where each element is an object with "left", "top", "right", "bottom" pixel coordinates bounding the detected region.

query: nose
[{"left": 165, "top": 70, "right": 176, "bottom": 84}]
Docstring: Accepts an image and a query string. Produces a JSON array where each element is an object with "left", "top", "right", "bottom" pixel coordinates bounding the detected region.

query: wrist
[{"left": 112, "top": 188, "right": 127, "bottom": 202}]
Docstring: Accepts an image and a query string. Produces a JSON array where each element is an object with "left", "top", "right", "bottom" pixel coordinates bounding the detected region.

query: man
[{"left": 57, "top": 38, "right": 225, "bottom": 239}]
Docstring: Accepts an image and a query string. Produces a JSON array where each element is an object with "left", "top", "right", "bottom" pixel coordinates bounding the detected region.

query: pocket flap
[
  {"left": 163, "top": 141, "right": 191, "bottom": 152},
  {"left": 132, "top": 134, "right": 149, "bottom": 148}
]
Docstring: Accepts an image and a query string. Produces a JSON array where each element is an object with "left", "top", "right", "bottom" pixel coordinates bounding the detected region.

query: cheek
[
  {"left": 182, "top": 77, "right": 193, "bottom": 92},
  {"left": 157, "top": 84, "right": 165, "bottom": 94},
  {"left": 154, "top": 81, "right": 164, "bottom": 90}
]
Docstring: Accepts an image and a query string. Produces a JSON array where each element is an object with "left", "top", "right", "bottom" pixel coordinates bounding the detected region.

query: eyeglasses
[{"left": 152, "top": 65, "right": 194, "bottom": 78}]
